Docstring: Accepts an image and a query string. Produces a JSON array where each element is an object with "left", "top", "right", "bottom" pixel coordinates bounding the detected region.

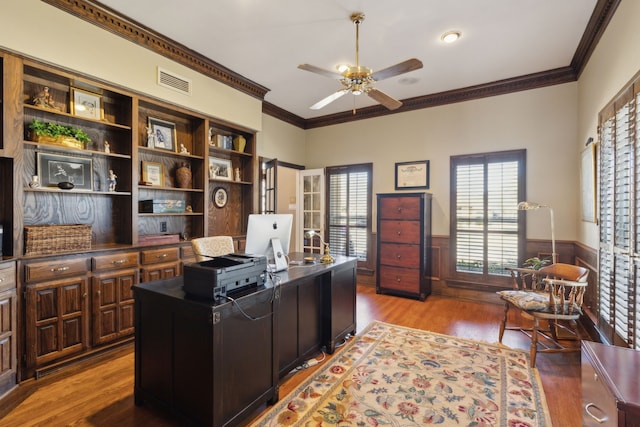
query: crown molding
[
  {"left": 42, "top": 0, "right": 269, "bottom": 100},
  {"left": 44, "top": 0, "right": 617, "bottom": 130}
]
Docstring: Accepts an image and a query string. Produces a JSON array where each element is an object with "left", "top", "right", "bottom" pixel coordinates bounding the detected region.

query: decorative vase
[
  {"left": 175, "top": 162, "right": 192, "bottom": 189},
  {"left": 233, "top": 135, "right": 246, "bottom": 153}
]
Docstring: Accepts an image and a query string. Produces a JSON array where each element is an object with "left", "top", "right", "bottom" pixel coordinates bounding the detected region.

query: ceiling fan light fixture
[
  {"left": 441, "top": 31, "right": 461, "bottom": 43},
  {"left": 336, "top": 64, "right": 349, "bottom": 73}
]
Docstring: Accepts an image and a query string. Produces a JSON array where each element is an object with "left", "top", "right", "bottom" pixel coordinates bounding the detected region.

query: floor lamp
[{"left": 517, "top": 201, "right": 557, "bottom": 264}]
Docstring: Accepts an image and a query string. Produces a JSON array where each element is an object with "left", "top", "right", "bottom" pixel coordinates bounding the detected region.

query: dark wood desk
[{"left": 133, "top": 253, "right": 357, "bottom": 427}]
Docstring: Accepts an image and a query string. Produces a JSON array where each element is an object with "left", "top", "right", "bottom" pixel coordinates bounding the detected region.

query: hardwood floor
[{"left": 0, "top": 284, "right": 582, "bottom": 426}]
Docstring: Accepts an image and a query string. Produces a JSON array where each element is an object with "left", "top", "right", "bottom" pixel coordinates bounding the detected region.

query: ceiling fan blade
[
  {"left": 367, "top": 88, "right": 403, "bottom": 110},
  {"left": 310, "top": 89, "right": 349, "bottom": 110},
  {"left": 298, "top": 64, "right": 343, "bottom": 79},
  {"left": 370, "top": 58, "right": 423, "bottom": 81}
]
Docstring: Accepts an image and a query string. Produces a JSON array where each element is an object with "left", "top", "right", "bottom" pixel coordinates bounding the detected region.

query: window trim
[
  {"left": 449, "top": 149, "right": 526, "bottom": 287},
  {"left": 325, "top": 163, "right": 373, "bottom": 271}
]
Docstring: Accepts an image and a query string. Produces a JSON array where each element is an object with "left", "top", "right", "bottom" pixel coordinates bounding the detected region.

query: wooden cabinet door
[
  {"left": 0, "top": 289, "right": 17, "bottom": 394},
  {"left": 141, "top": 261, "right": 180, "bottom": 282},
  {"left": 92, "top": 268, "right": 138, "bottom": 345},
  {"left": 24, "top": 276, "right": 89, "bottom": 376}
]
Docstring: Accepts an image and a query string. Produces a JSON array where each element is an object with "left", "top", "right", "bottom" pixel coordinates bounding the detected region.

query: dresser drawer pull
[
  {"left": 396, "top": 276, "right": 401, "bottom": 282},
  {"left": 584, "top": 403, "right": 608, "bottom": 423},
  {"left": 396, "top": 207, "right": 402, "bottom": 213},
  {"left": 156, "top": 253, "right": 168, "bottom": 259},
  {"left": 112, "top": 259, "right": 126, "bottom": 265},
  {"left": 396, "top": 230, "right": 402, "bottom": 236},
  {"left": 50, "top": 266, "right": 70, "bottom": 272},
  {"left": 396, "top": 254, "right": 402, "bottom": 259}
]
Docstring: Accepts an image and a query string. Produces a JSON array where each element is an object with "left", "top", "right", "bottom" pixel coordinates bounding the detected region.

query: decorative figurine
[
  {"left": 108, "top": 169, "right": 117, "bottom": 192},
  {"left": 104, "top": 140, "right": 110, "bottom": 153},
  {"left": 179, "top": 143, "right": 189, "bottom": 155},
  {"left": 29, "top": 175, "right": 40, "bottom": 188},
  {"left": 33, "top": 86, "right": 56, "bottom": 110},
  {"left": 146, "top": 126, "right": 155, "bottom": 149},
  {"left": 234, "top": 167, "right": 241, "bottom": 182},
  {"left": 185, "top": 205, "right": 193, "bottom": 213}
]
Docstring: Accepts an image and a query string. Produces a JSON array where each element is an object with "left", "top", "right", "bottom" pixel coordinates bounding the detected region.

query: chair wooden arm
[{"left": 505, "top": 266, "right": 544, "bottom": 291}]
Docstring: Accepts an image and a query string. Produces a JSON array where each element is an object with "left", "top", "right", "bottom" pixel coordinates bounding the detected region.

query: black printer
[{"left": 183, "top": 253, "right": 267, "bottom": 300}]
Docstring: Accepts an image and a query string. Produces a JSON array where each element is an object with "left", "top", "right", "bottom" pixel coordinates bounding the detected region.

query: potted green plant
[
  {"left": 523, "top": 256, "right": 551, "bottom": 270},
  {"left": 28, "top": 119, "right": 91, "bottom": 149}
]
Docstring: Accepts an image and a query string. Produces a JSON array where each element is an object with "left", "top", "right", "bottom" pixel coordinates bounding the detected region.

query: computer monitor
[{"left": 244, "top": 214, "right": 293, "bottom": 271}]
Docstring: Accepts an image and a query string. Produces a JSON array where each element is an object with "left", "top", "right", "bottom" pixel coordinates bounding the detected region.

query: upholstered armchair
[
  {"left": 191, "top": 236, "right": 235, "bottom": 261},
  {"left": 497, "top": 263, "right": 589, "bottom": 367}
]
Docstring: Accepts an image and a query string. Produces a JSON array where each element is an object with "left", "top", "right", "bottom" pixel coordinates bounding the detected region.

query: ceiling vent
[{"left": 157, "top": 67, "right": 192, "bottom": 95}]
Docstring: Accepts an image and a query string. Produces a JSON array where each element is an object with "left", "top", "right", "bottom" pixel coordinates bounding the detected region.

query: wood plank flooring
[{"left": 0, "top": 284, "right": 581, "bottom": 426}]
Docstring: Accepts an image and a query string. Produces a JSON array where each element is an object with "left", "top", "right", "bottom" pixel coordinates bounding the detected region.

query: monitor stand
[{"left": 271, "top": 238, "right": 288, "bottom": 272}]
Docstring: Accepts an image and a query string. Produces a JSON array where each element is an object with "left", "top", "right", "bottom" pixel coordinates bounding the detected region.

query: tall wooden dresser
[{"left": 376, "top": 192, "right": 432, "bottom": 300}]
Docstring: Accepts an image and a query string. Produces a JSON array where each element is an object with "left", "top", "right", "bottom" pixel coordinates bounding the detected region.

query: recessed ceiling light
[{"left": 441, "top": 31, "right": 461, "bottom": 43}]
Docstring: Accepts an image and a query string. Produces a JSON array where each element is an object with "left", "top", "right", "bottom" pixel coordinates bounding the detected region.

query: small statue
[
  {"left": 179, "top": 143, "right": 189, "bottom": 154},
  {"left": 104, "top": 140, "right": 110, "bottom": 154},
  {"left": 108, "top": 169, "right": 117, "bottom": 192},
  {"left": 146, "top": 126, "right": 155, "bottom": 149},
  {"left": 33, "top": 86, "right": 56, "bottom": 110},
  {"left": 234, "top": 167, "right": 241, "bottom": 182},
  {"left": 29, "top": 175, "right": 40, "bottom": 188}
]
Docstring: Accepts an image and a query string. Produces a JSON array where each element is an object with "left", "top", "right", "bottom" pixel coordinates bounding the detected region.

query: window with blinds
[
  {"left": 450, "top": 150, "right": 525, "bottom": 286},
  {"left": 326, "top": 163, "right": 372, "bottom": 265},
  {"left": 597, "top": 80, "right": 640, "bottom": 349}
]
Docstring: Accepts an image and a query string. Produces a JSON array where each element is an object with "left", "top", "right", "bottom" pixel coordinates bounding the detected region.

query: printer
[{"left": 183, "top": 253, "right": 267, "bottom": 300}]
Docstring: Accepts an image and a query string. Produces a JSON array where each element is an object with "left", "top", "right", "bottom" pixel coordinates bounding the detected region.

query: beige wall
[
  {"left": 1, "top": 0, "right": 262, "bottom": 131},
  {"left": 6, "top": 0, "right": 640, "bottom": 251},
  {"left": 576, "top": 0, "right": 640, "bottom": 249},
  {"left": 304, "top": 84, "right": 579, "bottom": 237}
]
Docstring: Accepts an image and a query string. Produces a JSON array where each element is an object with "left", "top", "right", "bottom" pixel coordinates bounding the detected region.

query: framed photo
[
  {"left": 209, "top": 156, "right": 232, "bottom": 180},
  {"left": 395, "top": 160, "right": 430, "bottom": 190},
  {"left": 71, "top": 88, "right": 103, "bottom": 120},
  {"left": 141, "top": 161, "right": 165, "bottom": 187},
  {"left": 148, "top": 117, "right": 177, "bottom": 152},
  {"left": 213, "top": 187, "right": 228, "bottom": 208},
  {"left": 38, "top": 152, "right": 93, "bottom": 190}
]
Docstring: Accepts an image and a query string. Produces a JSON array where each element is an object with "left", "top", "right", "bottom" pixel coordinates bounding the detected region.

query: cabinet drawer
[
  {"left": 582, "top": 356, "right": 618, "bottom": 426},
  {"left": 24, "top": 257, "right": 89, "bottom": 283},
  {"left": 378, "top": 265, "right": 421, "bottom": 294},
  {"left": 92, "top": 252, "right": 139, "bottom": 272},
  {"left": 140, "top": 247, "right": 180, "bottom": 265},
  {"left": 0, "top": 261, "right": 16, "bottom": 292},
  {"left": 379, "top": 220, "right": 421, "bottom": 244},
  {"left": 379, "top": 197, "right": 421, "bottom": 220},
  {"left": 379, "top": 243, "right": 420, "bottom": 267}
]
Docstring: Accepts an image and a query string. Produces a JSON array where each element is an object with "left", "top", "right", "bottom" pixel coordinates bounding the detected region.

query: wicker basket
[{"left": 24, "top": 224, "right": 92, "bottom": 256}]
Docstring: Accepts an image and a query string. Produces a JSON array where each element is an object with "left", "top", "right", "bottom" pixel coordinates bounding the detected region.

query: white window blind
[
  {"left": 451, "top": 151, "right": 524, "bottom": 284},
  {"left": 326, "top": 164, "right": 372, "bottom": 262},
  {"left": 598, "top": 86, "right": 639, "bottom": 349}
]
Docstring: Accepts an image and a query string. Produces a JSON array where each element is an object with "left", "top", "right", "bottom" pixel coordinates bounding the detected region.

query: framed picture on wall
[{"left": 395, "top": 160, "right": 430, "bottom": 190}]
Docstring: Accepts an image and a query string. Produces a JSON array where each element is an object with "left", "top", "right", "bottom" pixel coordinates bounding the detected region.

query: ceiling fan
[{"left": 298, "top": 12, "right": 423, "bottom": 111}]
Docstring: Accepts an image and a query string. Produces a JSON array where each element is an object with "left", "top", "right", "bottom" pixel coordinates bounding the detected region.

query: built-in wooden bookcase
[
  {"left": 20, "top": 62, "right": 135, "bottom": 247},
  {"left": 136, "top": 99, "right": 206, "bottom": 242},
  {"left": 207, "top": 123, "right": 256, "bottom": 240}
]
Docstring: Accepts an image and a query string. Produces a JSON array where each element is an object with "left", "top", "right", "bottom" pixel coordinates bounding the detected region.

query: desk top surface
[{"left": 134, "top": 252, "right": 357, "bottom": 307}]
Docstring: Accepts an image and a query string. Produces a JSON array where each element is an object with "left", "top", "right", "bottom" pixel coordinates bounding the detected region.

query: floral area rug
[{"left": 250, "top": 321, "right": 552, "bottom": 427}]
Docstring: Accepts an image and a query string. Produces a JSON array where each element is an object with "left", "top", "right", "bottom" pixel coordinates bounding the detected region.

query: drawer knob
[
  {"left": 396, "top": 207, "right": 402, "bottom": 213},
  {"left": 157, "top": 253, "right": 168, "bottom": 259},
  {"left": 396, "top": 276, "right": 401, "bottom": 282},
  {"left": 584, "top": 403, "right": 608, "bottom": 423},
  {"left": 51, "top": 266, "right": 70, "bottom": 272},
  {"left": 396, "top": 230, "right": 402, "bottom": 236},
  {"left": 112, "top": 259, "right": 126, "bottom": 265},
  {"left": 396, "top": 254, "right": 402, "bottom": 259}
]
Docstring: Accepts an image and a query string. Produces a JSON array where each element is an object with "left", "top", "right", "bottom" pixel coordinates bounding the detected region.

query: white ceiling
[{"left": 97, "top": 0, "right": 597, "bottom": 119}]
